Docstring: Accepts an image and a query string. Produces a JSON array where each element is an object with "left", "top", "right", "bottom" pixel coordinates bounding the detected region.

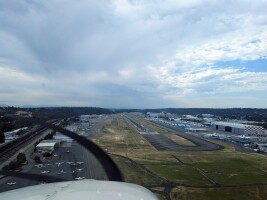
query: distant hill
[
  {"left": 1, "top": 106, "right": 112, "bottom": 121},
  {"left": 0, "top": 107, "right": 112, "bottom": 133}
]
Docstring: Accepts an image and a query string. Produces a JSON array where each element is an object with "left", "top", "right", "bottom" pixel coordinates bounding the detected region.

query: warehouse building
[
  {"left": 211, "top": 121, "right": 264, "bottom": 136},
  {"left": 36, "top": 140, "right": 58, "bottom": 154}
]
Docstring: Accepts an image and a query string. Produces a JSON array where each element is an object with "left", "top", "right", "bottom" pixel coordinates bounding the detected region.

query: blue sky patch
[{"left": 215, "top": 59, "right": 267, "bottom": 72}]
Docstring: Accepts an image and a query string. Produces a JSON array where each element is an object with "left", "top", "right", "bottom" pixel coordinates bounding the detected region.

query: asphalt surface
[
  {"left": 0, "top": 118, "right": 108, "bottom": 193},
  {"left": 126, "top": 116, "right": 223, "bottom": 151},
  {"left": 142, "top": 134, "right": 185, "bottom": 150},
  {"left": 151, "top": 121, "right": 224, "bottom": 151},
  {"left": 123, "top": 115, "right": 147, "bottom": 132},
  {"left": 111, "top": 117, "right": 118, "bottom": 126},
  {"left": 0, "top": 141, "right": 107, "bottom": 192}
]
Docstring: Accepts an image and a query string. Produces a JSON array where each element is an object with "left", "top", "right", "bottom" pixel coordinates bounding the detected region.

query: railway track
[
  {"left": 0, "top": 119, "right": 61, "bottom": 164},
  {"left": 0, "top": 126, "right": 48, "bottom": 164}
]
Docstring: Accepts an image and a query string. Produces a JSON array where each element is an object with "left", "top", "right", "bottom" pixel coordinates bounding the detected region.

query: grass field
[
  {"left": 171, "top": 186, "right": 267, "bottom": 200},
  {"left": 95, "top": 115, "right": 267, "bottom": 200},
  {"left": 146, "top": 163, "right": 211, "bottom": 186},
  {"left": 111, "top": 155, "right": 161, "bottom": 186},
  {"left": 164, "top": 134, "right": 196, "bottom": 146}
]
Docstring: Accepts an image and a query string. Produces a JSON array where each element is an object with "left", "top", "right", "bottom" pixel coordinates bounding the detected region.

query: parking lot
[{"left": 0, "top": 117, "right": 108, "bottom": 193}]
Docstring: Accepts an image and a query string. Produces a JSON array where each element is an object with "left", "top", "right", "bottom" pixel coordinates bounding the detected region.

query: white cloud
[
  {"left": 150, "top": 25, "right": 267, "bottom": 97},
  {"left": 152, "top": 65, "right": 267, "bottom": 95},
  {"left": 0, "top": 0, "right": 267, "bottom": 107}
]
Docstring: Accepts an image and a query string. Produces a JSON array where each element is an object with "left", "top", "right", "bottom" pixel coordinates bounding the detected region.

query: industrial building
[
  {"left": 36, "top": 140, "right": 58, "bottom": 154},
  {"left": 211, "top": 121, "right": 264, "bottom": 136}
]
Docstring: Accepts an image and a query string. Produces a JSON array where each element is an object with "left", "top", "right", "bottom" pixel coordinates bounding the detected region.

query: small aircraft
[
  {"left": 75, "top": 177, "right": 85, "bottom": 180},
  {"left": 55, "top": 162, "right": 64, "bottom": 167},
  {"left": 57, "top": 169, "right": 67, "bottom": 175},
  {"left": 40, "top": 171, "right": 50, "bottom": 174},
  {"left": 238, "top": 135, "right": 251, "bottom": 139},
  {"left": 70, "top": 163, "right": 78, "bottom": 166},
  {"left": 7, "top": 182, "right": 16, "bottom": 186},
  {"left": 35, "top": 164, "right": 44, "bottom": 168},
  {"left": 0, "top": 123, "right": 158, "bottom": 200}
]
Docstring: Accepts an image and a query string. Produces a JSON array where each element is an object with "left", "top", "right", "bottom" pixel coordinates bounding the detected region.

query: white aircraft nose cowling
[{"left": 0, "top": 180, "right": 158, "bottom": 200}]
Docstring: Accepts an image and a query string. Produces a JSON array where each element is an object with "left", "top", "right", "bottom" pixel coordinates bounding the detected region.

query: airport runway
[
  {"left": 126, "top": 116, "right": 223, "bottom": 151},
  {"left": 142, "top": 134, "right": 183, "bottom": 150},
  {"left": 152, "top": 121, "right": 224, "bottom": 150},
  {"left": 123, "top": 115, "right": 147, "bottom": 132}
]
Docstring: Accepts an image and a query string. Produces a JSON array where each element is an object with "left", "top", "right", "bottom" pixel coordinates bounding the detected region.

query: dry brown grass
[
  {"left": 164, "top": 134, "right": 196, "bottom": 146},
  {"left": 95, "top": 115, "right": 267, "bottom": 190},
  {"left": 94, "top": 115, "right": 154, "bottom": 156}
]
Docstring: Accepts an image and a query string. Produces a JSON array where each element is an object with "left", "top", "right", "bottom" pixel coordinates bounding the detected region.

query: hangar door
[{"left": 225, "top": 126, "right": 232, "bottom": 132}]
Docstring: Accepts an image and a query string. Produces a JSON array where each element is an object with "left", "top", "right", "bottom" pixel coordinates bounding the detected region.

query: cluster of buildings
[
  {"left": 4, "top": 127, "right": 28, "bottom": 141},
  {"left": 146, "top": 112, "right": 265, "bottom": 137},
  {"left": 211, "top": 121, "right": 265, "bottom": 136},
  {"left": 146, "top": 112, "right": 267, "bottom": 152},
  {"left": 208, "top": 121, "right": 267, "bottom": 152},
  {"left": 146, "top": 112, "right": 174, "bottom": 118}
]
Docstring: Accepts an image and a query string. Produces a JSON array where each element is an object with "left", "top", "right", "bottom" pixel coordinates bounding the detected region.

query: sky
[{"left": 0, "top": 0, "right": 267, "bottom": 108}]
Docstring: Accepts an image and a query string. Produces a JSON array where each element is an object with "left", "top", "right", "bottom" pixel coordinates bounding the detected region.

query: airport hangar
[
  {"left": 211, "top": 121, "right": 264, "bottom": 136},
  {"left": 36, "top": 132, "right": 73, "bottom": 154}
]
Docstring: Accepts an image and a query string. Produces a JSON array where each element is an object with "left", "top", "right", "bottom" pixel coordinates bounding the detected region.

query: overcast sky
[{"left": 0, "top": 0, "right": 267, "bottom": 108}]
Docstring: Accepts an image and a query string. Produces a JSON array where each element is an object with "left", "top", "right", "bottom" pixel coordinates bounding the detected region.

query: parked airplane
[
  {"left": 35, "top": 164, "right": 44, "bottom": 168},
  {"left": 7, "top": 182, "right": 16, "bottom": 186},
  {"left": 57, "top": 169, "right": 67, "bottom": 175},
  {"left": 0, "top": 121, "right": 158, "bottom": 200},
  {"left": 40, "top": 171, "right": 50, "bottom": 174},
  {"left": 75, "top": 177, "right": 85, "bottom": 180},
  {"left": 55, "top": 162, "right": 64, "bottom": 167},
  {"left": 70, "top": 163, "right": 78, "bottom": 166}
]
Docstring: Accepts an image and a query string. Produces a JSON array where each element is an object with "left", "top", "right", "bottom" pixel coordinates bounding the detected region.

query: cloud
[{"left": 0, "top": 0, "right": 267, "bottom": 107}]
